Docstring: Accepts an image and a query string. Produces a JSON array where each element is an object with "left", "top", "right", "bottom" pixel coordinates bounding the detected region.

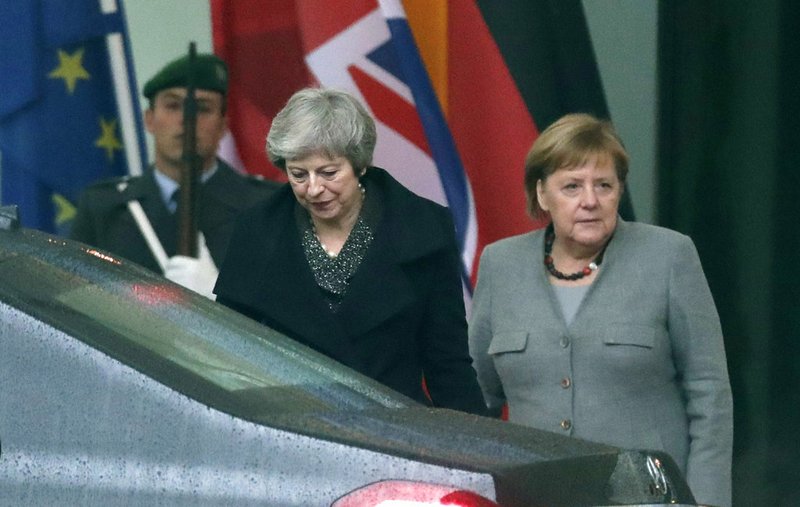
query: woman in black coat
[{"left": 214, "top": 87, "right": 487, "bottom": 415}]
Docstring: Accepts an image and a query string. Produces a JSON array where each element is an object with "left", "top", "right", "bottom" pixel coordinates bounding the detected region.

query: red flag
[
  {"left": 446, "top": 1, "right": 547, "bottom": 281},
  {"left": 211, "top": 0, "right": 311, "bottom": 180}
]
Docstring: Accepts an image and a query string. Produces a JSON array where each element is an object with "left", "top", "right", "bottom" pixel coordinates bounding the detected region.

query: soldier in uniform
[{"left": 71, "top": 53, "right": 279, "bottom": 298}]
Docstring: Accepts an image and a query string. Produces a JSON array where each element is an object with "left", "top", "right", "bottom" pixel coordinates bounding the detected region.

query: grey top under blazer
[{"left": 469, "top": 219, "right": 733, "bottom": 507}]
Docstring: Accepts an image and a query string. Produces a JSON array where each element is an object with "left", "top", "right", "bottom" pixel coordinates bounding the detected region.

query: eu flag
[{"left": 0, "top": 0, "right": 145, "bottom": 234}]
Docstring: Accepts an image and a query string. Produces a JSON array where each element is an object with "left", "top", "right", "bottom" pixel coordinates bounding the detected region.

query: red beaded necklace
[{"left": 543, "top": 223, "right": 607, "bottom": 281}]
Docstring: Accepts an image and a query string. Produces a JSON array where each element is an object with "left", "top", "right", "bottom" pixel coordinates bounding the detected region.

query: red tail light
[{"left": 332, "top": 480, "right": 499, "bottom": 506}]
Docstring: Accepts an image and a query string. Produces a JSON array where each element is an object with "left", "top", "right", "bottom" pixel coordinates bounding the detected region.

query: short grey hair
[{"left": 266, "top": 87, "right": 377, "bottom": 172}]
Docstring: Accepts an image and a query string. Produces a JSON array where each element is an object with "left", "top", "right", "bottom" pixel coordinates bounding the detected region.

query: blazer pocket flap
[
  {"left": 601, "top": 324, "right": 656, "bottom": 348},
  {"left": 488, "top": 331, "right": 529, "bottom": 355}
]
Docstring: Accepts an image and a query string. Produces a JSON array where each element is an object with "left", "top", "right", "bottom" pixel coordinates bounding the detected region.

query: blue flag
[{"left": 0, "top": 0, "right": 145, "bottom": 234}]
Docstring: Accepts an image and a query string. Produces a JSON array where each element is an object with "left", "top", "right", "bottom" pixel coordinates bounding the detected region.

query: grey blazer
[{"left": 469, "top": 219, "right": 733, "bottom": 507}]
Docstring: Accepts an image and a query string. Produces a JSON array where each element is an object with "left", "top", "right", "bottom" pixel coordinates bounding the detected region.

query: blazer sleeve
[
  {"left": 417, "top": 211, "right": 488, "bottom": 416},
  {"left": 468, "top": 244, "right": 507, "bottom": 416},
  {"left": 668, "top": 236, "right": 733, "bottom": 507}
]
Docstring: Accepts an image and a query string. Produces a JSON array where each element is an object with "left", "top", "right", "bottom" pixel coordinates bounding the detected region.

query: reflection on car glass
[
  {"left": 57, "top": 283, "right": 283, "bottom": 392},
  {"left": 54, "top": 281, "right": 410, "bottom": 410}
]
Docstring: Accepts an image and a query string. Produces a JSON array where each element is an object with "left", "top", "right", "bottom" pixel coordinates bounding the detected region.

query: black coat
[
  {"left": 70, "top": 161, "right": 280, "bottom": 273},
  {"left": 215, "top": 168, "right": 487, "bottom": 415}
]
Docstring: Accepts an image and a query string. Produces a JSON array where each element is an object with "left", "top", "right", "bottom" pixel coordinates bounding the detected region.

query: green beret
[{"left": 142, "top": 53, "right": 228, "bottom": 100}]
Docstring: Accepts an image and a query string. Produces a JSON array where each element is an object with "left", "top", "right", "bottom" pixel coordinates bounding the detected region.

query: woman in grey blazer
[{"left": 469, "top": 114, "right": 732, "bottom": 507}]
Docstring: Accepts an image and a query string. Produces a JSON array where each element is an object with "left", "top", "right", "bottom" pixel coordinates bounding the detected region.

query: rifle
[{"left": 176, "top": 42, "right": 201, "bottom": 257}]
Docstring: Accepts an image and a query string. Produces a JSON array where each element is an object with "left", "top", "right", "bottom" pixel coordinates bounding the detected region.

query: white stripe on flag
[{"left": 106, "top": 32, "right": 144, "bottom": 176}]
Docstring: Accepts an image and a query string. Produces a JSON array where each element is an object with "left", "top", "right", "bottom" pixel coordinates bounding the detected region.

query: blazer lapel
[
  {"left": 335, "top": 177, "right": 444, "bottom": 337},
  {"left": 336, "top": 227, "right": 416, "bottom": 337},
  {"left": 567, "top": 217, "right": 627, "bottom": 328},
  {"left": 248, "top": 215, "right": 359, "bottom": 366}
]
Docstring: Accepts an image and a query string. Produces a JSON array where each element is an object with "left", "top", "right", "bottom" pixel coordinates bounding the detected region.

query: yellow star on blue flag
[
  {"left": 52, "top": 194, "right": 77, "bottom": 226},
  {"left": 95, "top": 116, "right": 123, "bottom": 162},
  {"left": 48, "top": 48, "right": 90, "bottom": 94}
]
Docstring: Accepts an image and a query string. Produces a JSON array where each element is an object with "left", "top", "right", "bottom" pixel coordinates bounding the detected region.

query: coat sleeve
[
  {"left": 468, "top": 244, "right": 506, "bottom": 417},
  {"left": 417, "top": 211, "right": 489, "bottom": 416},
  {"left": 213, "top": 205, "right": 267, "bottom": 322},
  {"left": 668, "top": 236, "right": 733, "bottom": 507}
]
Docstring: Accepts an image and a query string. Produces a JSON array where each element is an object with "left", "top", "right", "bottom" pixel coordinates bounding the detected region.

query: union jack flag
[{"left": 302, "top": 1, "right": 476, "bottom": 285}]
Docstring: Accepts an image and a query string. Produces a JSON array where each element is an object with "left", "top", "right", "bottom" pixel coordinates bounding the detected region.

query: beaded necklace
[
  {"left": 300, "top": 183, "right": 373, "bottom": 312},
  {"left": 543, "top": 223, "right": 607, "bottom": 281}
]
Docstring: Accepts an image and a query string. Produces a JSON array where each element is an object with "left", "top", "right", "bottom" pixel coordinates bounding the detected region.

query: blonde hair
[{"left": 523, "top": 113, "right": 628, "bottom": 219}]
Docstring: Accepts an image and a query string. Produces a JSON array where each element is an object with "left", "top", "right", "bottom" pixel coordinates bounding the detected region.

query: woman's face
[
  {"left": 536, "top": 157, "right": 621, "bottom": 253},
  {"left": 286, "top": 153, "right": 363, "bottom": 226}
]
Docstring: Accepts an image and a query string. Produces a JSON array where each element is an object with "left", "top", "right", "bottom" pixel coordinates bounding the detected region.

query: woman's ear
[{"left": 536, "top": 179, "right": 549, "bottom": 212}]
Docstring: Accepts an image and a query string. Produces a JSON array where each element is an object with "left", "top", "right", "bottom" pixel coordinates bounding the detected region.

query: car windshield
[{"left": 0, "top": 229, "right": 413, "bottom": 422}]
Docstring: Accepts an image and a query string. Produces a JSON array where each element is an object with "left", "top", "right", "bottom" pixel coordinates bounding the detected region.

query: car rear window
[{"left": 0, "top": 229, "right": 413, "bottom": 422}]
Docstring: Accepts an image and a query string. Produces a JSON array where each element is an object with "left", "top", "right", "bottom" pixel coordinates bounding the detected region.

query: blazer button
[
  {"left": 560, "top": 377, "right": 571, "bottom": 389},
  {"left": 560, "top": 336, "right": 570, "bottom": 348},
  {"left": 560, "top": 419, "right": 572, "bottom": 430}
]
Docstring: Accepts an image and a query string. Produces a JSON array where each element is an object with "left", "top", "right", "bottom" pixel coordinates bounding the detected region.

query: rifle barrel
[{"left": 177, "top": 42, "right": 201, "bottom": 257}]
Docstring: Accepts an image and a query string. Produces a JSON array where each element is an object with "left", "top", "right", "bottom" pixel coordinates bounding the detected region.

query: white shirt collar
[{"left": 153, "top": 161, "right": 219, "bottom": 212}]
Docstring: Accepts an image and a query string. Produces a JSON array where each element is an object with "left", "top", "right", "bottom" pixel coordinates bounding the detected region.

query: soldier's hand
[{"left": 164, "top": 233, "right": 218, "bottom": 300}]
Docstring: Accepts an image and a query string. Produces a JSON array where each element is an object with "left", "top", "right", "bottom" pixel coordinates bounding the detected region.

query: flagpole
[{"left": 101, "top": 0, "right": 145, "bottom": 177}]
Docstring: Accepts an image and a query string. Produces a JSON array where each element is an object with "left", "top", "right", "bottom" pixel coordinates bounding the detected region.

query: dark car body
[{"left": 0, "top": 212, "right": 696, "bottom": 506}]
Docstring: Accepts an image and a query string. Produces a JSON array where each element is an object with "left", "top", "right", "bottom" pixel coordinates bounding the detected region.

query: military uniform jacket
[
  {"left": 214, "top": 167, "right": 487, "bottom": 415},
  {"left": 70, "top": 161, "right": 279, "bottom": 273},
  {"left": 468, "top": 219, "right": 733, "bottom": 507}
]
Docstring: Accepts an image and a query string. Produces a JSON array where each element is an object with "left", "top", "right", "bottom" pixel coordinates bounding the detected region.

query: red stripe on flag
[
  {"left": 211, "top": 0, "right": 313, "bottom": 179},
  {"left": 349, "top": 65, "right": 431, "bottom": 156},
  {"left": 448, "top": 2, "right": 548, "bottom": 282},
  {"left": 295, "top": 0, "right": 374, "bottom": 53}
]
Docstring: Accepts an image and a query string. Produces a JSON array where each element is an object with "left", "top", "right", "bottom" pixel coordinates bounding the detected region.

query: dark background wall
[
  {"left": 658, "top": 1, "right": 798, "bottom": 504},
  {"left": 584, "top": 0, "right": 658, "bottom": 224}
]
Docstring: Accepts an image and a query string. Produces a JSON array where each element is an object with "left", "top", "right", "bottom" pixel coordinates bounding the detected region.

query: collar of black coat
[
  {"left": 257, "top": 167, "right": 455, "bottom": 264},
  {"left": 214, "top": 167, "right": 460, "bottom": 349}
]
